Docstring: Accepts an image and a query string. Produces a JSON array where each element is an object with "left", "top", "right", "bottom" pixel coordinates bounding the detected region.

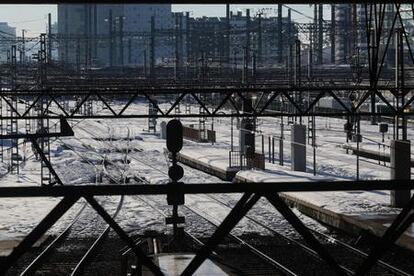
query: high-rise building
[
  {"left": 0, "top": 22, "right": 16, "bottom": 64},
  {"left": 57, "top": 4, "right": 173, "bottom": 68}
]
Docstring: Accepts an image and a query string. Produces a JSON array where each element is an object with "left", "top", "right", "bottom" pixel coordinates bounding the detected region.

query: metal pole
[
  {"left": 331, "top": 5, "right": 336, "bottom": 64},
  {"left": 277, "top": 4, "right": 283, "bottom": 64},
  {"left": 262, "top": 135, "right": 264, "bottom": 155},
  {"left": 318, "top": 4, "right": 323, "bottom": 65},
  {"left": 108, "top": 9, "right": 113, "bottom": 67},
  {"left": 356, "top": 116, "right": 360, "bottom": 180},
  {"left": 231, "top": 116, "right": 233, "bottom": 151},
  {"left": 120, "top": 16, "right": 124, "bottom": 67},
  {"left": 258, "top": 13, "right": 262, "bottom": 65},
  {"left": 175, "top": 13, "right": 179, "bottom": 81},
  {"left": 308, "top": 34, "right": 313, "bottom": 80},
  {"left": 313, "top": 119, "right": 316, "bottom": 176},
  {"left": 21, "top": 30, "right": 25, "bottom": 64},
  {"left": 268, "top": 136, "right": 271, "bottom": 162},
  {"left": 150, "top": 16, "right": 155, "bottom": 80},
  {"left": 280, "top": 116, "right": 284, "bottom": 166},
  {"left": 48, "top": 13, "right": 52, "bottom": 62},
  {"left": 93, "top": 4, "right": 97, "bottom": 64}
]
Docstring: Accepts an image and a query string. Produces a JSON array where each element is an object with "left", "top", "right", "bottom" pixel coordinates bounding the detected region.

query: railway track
[
  {"left": 37, "top": 120, "right": 412, "bottom": 275},
  {"left": 19, "top": 194, "right": 124, "bottom": 276},
  {"left": 92, "top": 120, "right": 412, "bottom": 275},
  {"left": 134, "top": 194, "right": 290, "bottom": 275},
  {"left": 205, "top": 194, "right": 411, "bottom": 276},
  {"left": 74, "top": 123, "right": 292, "bottom": 274},
  {"left": 14, "top": 123, "right": 128, "bottom": 276}
]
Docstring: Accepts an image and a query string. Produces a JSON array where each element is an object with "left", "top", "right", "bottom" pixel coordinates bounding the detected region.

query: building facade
[
  {"left": 57, "top": 5, "right": 297, "bottom": 69},
  {"left": 0, "top": 22, "right": 16, "bottom": 64},
  {"left": 57, "top": 4, "right": 173, "bottom": 68}
]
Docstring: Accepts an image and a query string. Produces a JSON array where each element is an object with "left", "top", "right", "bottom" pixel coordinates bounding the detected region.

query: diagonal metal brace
[
  {"left": 85, "top": 196, "right": 164, "bottom": 276},
  {"left": 0, "top": 196, "right": 79, "bottom": 274},
  {"left": 356, "top": 194, "right": 414, "bottom": 275},
  {"left": 181, "top": 193, "right": 260, "bottom": 276},
  {"left": 266, "top": 194, "right": 347, "bottom": 276}
]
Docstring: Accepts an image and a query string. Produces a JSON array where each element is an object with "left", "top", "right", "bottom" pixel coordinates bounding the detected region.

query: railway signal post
[{"left": 166, "top": 119, "right": 185, "bottom": 237}]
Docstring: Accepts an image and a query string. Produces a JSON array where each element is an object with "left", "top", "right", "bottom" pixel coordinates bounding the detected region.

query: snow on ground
[{"left": 0, "top": 100, "right": 412, "bottom": 250}]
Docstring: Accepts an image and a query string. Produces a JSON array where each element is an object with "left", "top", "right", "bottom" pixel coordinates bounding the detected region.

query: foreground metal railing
[{"left": 1, "top": 180, "right": 414, "bottom": 276}]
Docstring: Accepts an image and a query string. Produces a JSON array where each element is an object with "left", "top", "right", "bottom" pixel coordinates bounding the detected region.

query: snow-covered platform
[
  {"left": 236, "top": 165, "right": 414, "bottom": 252},
  {"left": 178, "top": 148, "right": 239, "bottom": 181},
  {"left": 342, "top": 143, "right": 414, "bottom": 167},
  {"left": 177, "top": 145, "right": 414, "bottom": 252}
]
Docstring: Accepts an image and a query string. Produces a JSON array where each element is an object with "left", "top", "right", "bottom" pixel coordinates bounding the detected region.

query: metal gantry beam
[
  {"left": 1, "top": 180, "right": 414, "bottom": 275},
  {"left": 1, "top": 0, "right": 414, "bottom": 3},
  {"left": 0, "top": 86, "right": 413, "bottom": 120}
]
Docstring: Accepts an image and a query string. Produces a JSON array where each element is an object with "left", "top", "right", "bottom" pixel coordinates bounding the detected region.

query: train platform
[
  {"left": 177, "top": 147, "right": 414, "bottom": 252},
  {"left": 178, "top": 148, "right": 239, "bottom": 181},
  {"left": 235, "top": 167, "right": 414, "bottom": 252},
  {"left": 342, "top": 143, "right": 414, "bottom": 167}
]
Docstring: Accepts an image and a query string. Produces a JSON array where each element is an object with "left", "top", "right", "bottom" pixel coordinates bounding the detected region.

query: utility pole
[
  {"left": 175, "top": 13, "right": 180, "bottom": 80},
  {"left": 295, "top": 39, "right": 302, "bottom": 124},
  {"left": 179, "top": 13, "right": 184, "bottom": 70},
  {"left": 150, "top": 16, "right": 155, "bottom": 80},
  {"left": 88, "top": 5, "right": 93, "bottom": 68},
  {"left": 318, "top": 4, "right": 323, "bottom": 64},
  {"left": 93, "top": 5, "right": 98, "bottom": 65},
  {"left": 277, "top": 4, "right": 283, "bottom": 64},
  {"left": 331, "top": 4, "right": 336, "bottom": 64},
  {"left": 108, "top": 9, "right": 113, "bottom": 67},
  {"left": 83, "top": 5, "right": 89, "bottom": 70},
  {"left": 246, "top": 9, "right": 250, "bottom": 53},
  {"left": 308, "top": 32, "right": 313, "bottom": 80},
  {"left": 226, "top": 4, "right": 231, "bottom": 65},
  {"left": 243, "top": 9, "right": 250, "bottom": 85},
  {"left": 119, "top": 16, "right": 124, "bottom": 67},
  {"left": 21, "top": 29, "right": 26, "bottom": 64},
  {"left": 185, "top": 12, "right": 191, "bottom": 70},
  {"left": 287, "top": 8, "right": 292, "bottom": 46},
  {"left": 295, "top": 39, "right": 301, "bottom": 87},
  {"left": 64, "top": 6, "right": 68, "bottom": 66},
  {"left": 313, "top": 5, "right": 317, "bottom": 65},
  {"left": 258, "top": 12, "right": 262, "bottom": 65},
  {"left": 48, "top": 13, "right": 52, "bottom": 62}
]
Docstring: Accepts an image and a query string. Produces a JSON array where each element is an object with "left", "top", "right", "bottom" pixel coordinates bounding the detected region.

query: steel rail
[
  {"left": 95, "top": 122, "right": 294, "bottom": 275},
  {"left": 19, "top": 202, "right": 88, "bottom": 275},
  {"left": 206, "top": 194, "right": 411, "bottom": 276},
  {"left": 140, "top": 194, "right": 297, "bottom": 276},
  {"left": 181, "top": 198, "right": 298, "bottom": 276},
  {"left": 19, "top": 121, "right": 127, "bottom": 275},
  {"left": 71, "top": 126, "right": 128, "bottom": 275}
]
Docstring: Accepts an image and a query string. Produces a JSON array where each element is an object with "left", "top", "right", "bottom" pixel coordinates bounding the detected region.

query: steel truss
[
  {"left": 1, "top": 86, "right": 414, "bottom": 121},
  {"left": 0, "top": 180, "right": 413, "bottom": 275}
]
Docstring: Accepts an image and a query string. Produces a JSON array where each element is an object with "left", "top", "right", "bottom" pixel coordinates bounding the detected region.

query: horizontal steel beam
[
  {"left": 0, "top": 1, "right": 408, "bottom": 4},
  {"left": 0, "top": 86, "right": 408, "bottom": 95},
  {"left": 0, "top": 180, "right": 413, "bottom": 197},
  {"left": 0, "top": 112, "right": 411, "bottom": 120},
  {"left": 2, "top": 87, "right": 412, "bottom": 120}
]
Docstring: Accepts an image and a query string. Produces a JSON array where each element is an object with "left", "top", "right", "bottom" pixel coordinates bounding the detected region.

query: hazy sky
[{"left": 0, "top": 4, "right": 323, "bottom": 36}]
